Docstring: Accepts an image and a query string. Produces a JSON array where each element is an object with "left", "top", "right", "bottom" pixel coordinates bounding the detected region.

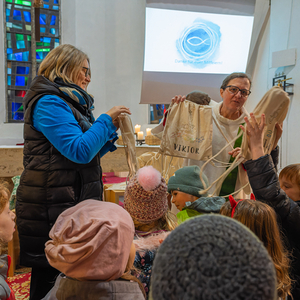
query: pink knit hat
[
  {"left": 124, "top": 166, "right": 168, "bottom": 224},
  {"left": 45, "top": 200, "right": 134, "bottom": 281}
]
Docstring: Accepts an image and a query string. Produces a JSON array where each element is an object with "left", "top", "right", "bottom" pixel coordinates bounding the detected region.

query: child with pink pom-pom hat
[{"left": 124, "top": 166, "right": 177, "bottom": 298}]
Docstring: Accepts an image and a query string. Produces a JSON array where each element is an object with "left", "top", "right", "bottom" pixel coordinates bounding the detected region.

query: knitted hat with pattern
[
  {"left": 168, "top": 165, "right": 209, "bottom": 197},
  {"left": 124, "top": 166, "right": 168, "bottom": 224},
  {"left": 151, "top": 214, "right": 277, "bottom": 300}
]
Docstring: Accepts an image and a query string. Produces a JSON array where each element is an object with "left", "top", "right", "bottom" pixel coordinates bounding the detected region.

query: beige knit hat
[
  {"left": 45, "top": 200, "right": 134, "bottom": 281},
  {"left": 124, "top": 166, "right": 168, "bottom": 224}
]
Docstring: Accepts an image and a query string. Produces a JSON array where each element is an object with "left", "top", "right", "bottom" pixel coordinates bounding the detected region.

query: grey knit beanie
[
  {"left": 151, "top": 214, "right": 277, "bottom": 300},
  {"left": 168, "top": 165, "right": 209, "bottom": 197}
]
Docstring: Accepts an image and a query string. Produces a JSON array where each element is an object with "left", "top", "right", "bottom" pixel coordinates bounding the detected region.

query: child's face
[
  {"left": 171, "top": 190, "right": 195, "bottom": 211},
  {"left": 280, "top": 177, "right": 300, "bottom": 202},
  {"left": 0, "top": 202, "right": 15, "bottom": 243}
]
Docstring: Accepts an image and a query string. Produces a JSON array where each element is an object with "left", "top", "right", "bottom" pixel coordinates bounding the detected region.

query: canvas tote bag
[
  {"left": 159, "top": 100, "right": 213, "bottom": 161},
  {"left": 118, "top": 114, "right": 139, "bottom": 179}
]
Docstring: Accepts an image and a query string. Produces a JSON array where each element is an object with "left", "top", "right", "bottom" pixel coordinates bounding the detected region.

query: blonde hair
[
  {"left": 38, "top": 44, "right": 90, "bottom": 84},
  {"left": 220, "top": 200, "right": 292, "bottom": 299},
  {"left": 279, "top": 164, "right": 300, "bottom": 187},
  {"left": 134, "top": 210, "right": 177, "bottom": 232},
  {"left": 0, "top": 183, "right": 11, "bottom": 214}
]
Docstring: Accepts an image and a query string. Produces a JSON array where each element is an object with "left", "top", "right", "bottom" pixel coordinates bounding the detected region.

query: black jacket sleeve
[{"left": 244, "top": 154, "right": 300, "bottom": 242}]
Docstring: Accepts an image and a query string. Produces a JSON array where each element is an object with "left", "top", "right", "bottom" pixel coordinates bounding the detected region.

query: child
[
  {"left": 42, "top": 200, "right": 145, "bottom": 300},
  {"left": 167, "top": 165, "right": 226, "bottom": 223},
  {"left": 220, "top": 197, "right": 292, "bottom": 299},
  {"left": 279, "top": 164, "right": 300, "bottom": 202},
  {"left": 241, "top": 113, "right": 300, "bottom": 300},
  {"left": 124, "top": 166, "right": 177, "bottom": 297},
  {"left": 150, "top": 214, "right": 277, "bottom": 300},
  {"left": 0, "top": 183, "right": 16, "bottom": 300}
]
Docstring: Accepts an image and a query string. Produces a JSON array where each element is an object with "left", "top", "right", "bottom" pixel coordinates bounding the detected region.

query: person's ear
[{"left": 220, "top": 88, "right": 224, "bottom": 98}]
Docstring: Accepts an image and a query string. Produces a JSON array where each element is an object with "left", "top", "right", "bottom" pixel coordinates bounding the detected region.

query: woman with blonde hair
[
  {"left": 220, "top": 198, "right": 292, "bottom": 299},
  {"left": 16, "top": 44, "right": 131, "bottom": 300}
]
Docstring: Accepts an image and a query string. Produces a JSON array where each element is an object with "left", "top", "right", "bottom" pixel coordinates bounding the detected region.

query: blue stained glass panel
[
  {"left": 6, "top": 8, "right": 10, "bottom": 16},
  {"left": 16, "top": 76, "right": 25, "bottom": 86},
  {"left": 17, "top": 66, "right": 26, "bottom": 74},
  {"left": 43, "top": 4, "right": 49, "bottom": 8},
  {"left": 7, "top": 54, "right": 14, "bottom": 60},
  {"left": 43, "top": 0, "right": 49, "bottom": 2},
  {"left": 50, "top": 15, "right": 56, "bottom": 25},
  {"left": 12, "top": 23, "right": 22, "bottom": 29},
  {"left": 13, "top": 112, "right": 24, "bottom": 121},
  {"left": 22, "top": 51, "right": 29, "bottom": 61},
  {"left": 15, "top": 52, "right": 23, "bottom": 61},
  {"left": 40, "top": 27, "right": 46, "bottom": 33},
  {"left": 7, "top": 48, "right": 13, "bottom": 54},
  {"left": 13, "top": 10, "right": 22, "bottom": 21},
  {"left": 53, "top": 6, "right": 59, "bottom": 10},
  {"left": 55, "top": 38, "right": 59, "bottom": 43},
  {"left": 8, "top": 68, "right": 12, "bottom": 75},
  {"left": 43, "top": 37, "right": 51, "bottom": 43},
  {"left": 40, "top": 14, "right": 46, "bottom": 25},
  {"left": 16, "top": 40, "right": 25, "bottom": 49},
  {"left": 8, "top": 76, "right": 11, "bottom": 86},
  {"left": 36, "top": 52, "right": 42, "bottom": 59},
  {"left": 54, "top": 0, "right": 58, "bottom": 3},
  {"left": 23, "top": 11, "right": 31, "bottom": 22},
  {"left": 12, "top": 102, "right": 22, "bottom": 113},
  {"left": 6, "top": 16, "right": 9, "bottom": 22},
  {"left": 50, "top": 28, "right": 55, "bottom": 34}
]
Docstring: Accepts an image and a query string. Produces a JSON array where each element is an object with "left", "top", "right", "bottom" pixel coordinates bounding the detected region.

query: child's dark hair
[
  {"left": 279, "top": 164, "right": 300, "bottom": 187},
  {"left": 220, "top": 200, "right": 292, "bottom": 299}
]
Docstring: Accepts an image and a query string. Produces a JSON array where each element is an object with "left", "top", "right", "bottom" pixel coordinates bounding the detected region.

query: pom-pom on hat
[
  {"left": 124, "top": 166, "right": 168, "bottom": 224},
  {"left": 151, "top": 214, "right": 277, "bottom": 300},
  {"left": 168, "top": 165, "right": 209, "bottom": 197},
  {"left": 45, "top": 200, "right": 134, "bottom": 281}
]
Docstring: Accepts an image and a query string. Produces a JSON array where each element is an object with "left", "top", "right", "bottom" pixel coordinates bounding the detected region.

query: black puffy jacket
[
  {"left": 16, "top": 76, "right": 103, "bottom": 268},
  {"left": 245, "top": 155, "right": 300, "bottom": 299}
]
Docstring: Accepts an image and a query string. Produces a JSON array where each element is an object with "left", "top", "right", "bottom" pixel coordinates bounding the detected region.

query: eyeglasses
[
  {"left": 224, "top": 85, "right": 251, "bottom": 98},
  {"left": 82, "top": 66, "right": 90, "bottom": 78}
]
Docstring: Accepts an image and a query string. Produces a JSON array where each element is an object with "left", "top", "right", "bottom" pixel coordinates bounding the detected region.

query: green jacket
[{"left": 177, "top": 196, "right": 225, "bottom": 224}]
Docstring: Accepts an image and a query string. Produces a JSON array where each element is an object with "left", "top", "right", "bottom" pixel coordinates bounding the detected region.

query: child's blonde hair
[
  {"left": 279, "top": 164, "right": 300, "bottom": 186},
  {"left": 0, "top": 182, "right": 11, "bottom": 214},
  {"left": 220, "top": 200, "right": 292, "bottom": 299},
  {"left": 134, "top": 210, "right": 177, "bottom": 232}
]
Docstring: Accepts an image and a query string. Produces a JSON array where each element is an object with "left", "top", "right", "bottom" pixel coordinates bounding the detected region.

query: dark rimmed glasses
[
  {"left": 82, "top": 66, "right": 90, "bottom": 78},
  {"left": 224, "top": 85, "right": 251, "bottom": 98}
]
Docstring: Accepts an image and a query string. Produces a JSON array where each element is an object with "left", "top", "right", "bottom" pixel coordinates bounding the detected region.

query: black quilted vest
[{"left": 16, "top": 76, "right": 102, "bottom": 268}]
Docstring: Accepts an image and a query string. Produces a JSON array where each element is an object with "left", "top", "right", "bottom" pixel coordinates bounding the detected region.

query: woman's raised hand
[
  {"left": 106, "top": 106, "right": 131, "bottom": 121},
  {"left": 171, "top": 95, "right": 186, "bottom": 105}
]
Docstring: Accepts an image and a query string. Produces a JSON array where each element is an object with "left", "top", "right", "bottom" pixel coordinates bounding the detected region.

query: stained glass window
[{"left": 5, "top": 0, "right": 60, "bottom": 122}]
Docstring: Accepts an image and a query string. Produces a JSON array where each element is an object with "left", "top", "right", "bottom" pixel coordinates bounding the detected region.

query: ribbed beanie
[
  {"left": 45, "top": 200, "right": 134, "bottom": 281},
  {"left": 124, "top": 166, "right": 168, "bottom": 224},
  {"left": 168, "top": 165, "right": 209, "bottom": 197},
  {"left": 151, "top": 214, "right": 277, "bottom": 300}
]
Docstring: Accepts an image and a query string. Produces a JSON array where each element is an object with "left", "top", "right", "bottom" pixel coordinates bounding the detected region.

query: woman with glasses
[
  {"left": 16, "top": 44, "right": 131, "bottom": 300},
  {"left": 168, "top": 72, "right": 252, "bottom": 197}
]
